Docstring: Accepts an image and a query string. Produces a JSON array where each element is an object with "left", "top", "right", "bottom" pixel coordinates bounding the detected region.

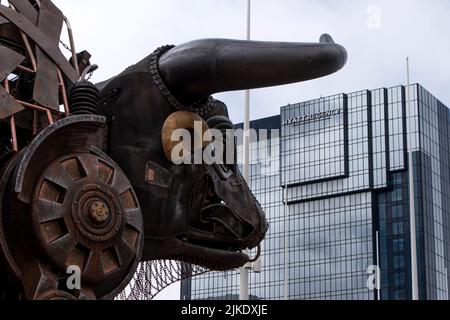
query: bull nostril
[{"left": 247, "top": 244, "right": 261, "bottom": 263}]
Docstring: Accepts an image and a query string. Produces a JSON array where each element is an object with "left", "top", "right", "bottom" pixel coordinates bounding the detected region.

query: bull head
[{"left": 97, "top": 35, "right": 347, "bottom": 270}]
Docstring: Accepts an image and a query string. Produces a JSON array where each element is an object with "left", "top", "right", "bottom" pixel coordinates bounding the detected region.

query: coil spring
[{"left": 69, "top": 80, "right": 100, "bottom": 115}]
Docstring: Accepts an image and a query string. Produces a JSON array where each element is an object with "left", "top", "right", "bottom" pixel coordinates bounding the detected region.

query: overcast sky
[{"left": 49, "top": 0, "right": 450, "bottom": 300}]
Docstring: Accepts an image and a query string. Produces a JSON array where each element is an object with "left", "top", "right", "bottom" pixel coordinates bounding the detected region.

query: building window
[
  {"left": 393, "top": 289, "right": 407, "bottom": 300},
  {"left": 394, "top": 273, "right": 405, "bottom": 286},
  {"left": 391, "top": 188, "right": 403, "bottom": 202},
  {"left": 392, "top": 238, "right": 404, "bottom": 252},
  {"left": 391, "top": 205, "right": 403, "bottom": 219},
  {"left": 392, "top": 222, "right": 404, "bottom": 235},
  {"left": 393, "top": 255, "right": 405, "bottom": 269}
]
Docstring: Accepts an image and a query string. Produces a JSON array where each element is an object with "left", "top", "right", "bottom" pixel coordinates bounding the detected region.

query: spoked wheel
[
  {"left": 0, "top": 151, "right": 144, "bottom": 300},
  {"left": 31, "top": 152, "right": 144, "bottom": 299}
]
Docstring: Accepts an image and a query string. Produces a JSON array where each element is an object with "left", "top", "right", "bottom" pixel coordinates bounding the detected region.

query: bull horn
[
  {"left": 161, "top": 111, "right": 211, "bottom": 162},
  {"left": 158, "top": 34, "right": 347, "bottom": 105}
]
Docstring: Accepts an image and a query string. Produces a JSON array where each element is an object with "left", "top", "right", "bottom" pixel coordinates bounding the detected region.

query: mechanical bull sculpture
[{"left": 0, "top": 0, "right": 347, "bottom": 300}]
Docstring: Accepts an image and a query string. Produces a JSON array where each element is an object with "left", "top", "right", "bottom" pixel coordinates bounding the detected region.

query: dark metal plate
[
  {"left": 33, "top": 0, "right": 64, "bottom": 109},
  {"left": 8, "top": 0, "right": 39, "bottom": 25},
  {"left": 0, "top": 46, "right": 25, "bottom": 119},
  {"left": 0, "top": 6, "right": 78, "bottom": 83}
]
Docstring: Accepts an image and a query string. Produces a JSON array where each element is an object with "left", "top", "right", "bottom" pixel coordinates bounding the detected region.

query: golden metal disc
[{"left": 161, "top": 111, "right": 211, "bottom": 162}]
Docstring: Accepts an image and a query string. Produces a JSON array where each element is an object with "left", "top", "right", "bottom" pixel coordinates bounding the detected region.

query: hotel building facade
[{"left": 181, "top": 84, "right": 450, "bottom": 300}]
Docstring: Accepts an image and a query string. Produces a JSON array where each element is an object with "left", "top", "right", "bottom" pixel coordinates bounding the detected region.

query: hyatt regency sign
[{"left": 282, "top": 108, "right": 342, "bottom": 126}]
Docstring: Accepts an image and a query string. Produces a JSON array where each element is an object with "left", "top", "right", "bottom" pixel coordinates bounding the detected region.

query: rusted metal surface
[
  {"left": 0, "top": 5, "right": 78, "bottom": 83},
  {"left": 30, "top": 152, "right": 143, "bottom": 298},
  {"left": 0, "top": 0, "right": 347, "bottom": 300},
  {"left": 0, "top": 46, "right": 24, "bottom": 120},
  {"left": 16, "top": 100, "right": 54, "bottom": 124},
  {"left": 9, "top": 115, "right": 17, "bottom": 152},
  {"left": 13, "top": 115, "right": 107, "bottom": 201},
  {"left": 58, "top": 69, "right": 70, "bottom": 114},
  {"left": 2, "top": 79, "right": 18, "bottom": 152},
  {"left": 62, "top": 15, "right": 79, "bottom": 75},
  {"left": 9, "top": 0, "right": 39, "bottom": 24},
  {"left": 0, "top": 154, "right": 23, "bottom": 288},
  {"left": 32, "top": 0, "right": 64, "bottom": 110},
  {"left": 0, "top": 118, "right": 143, "bottom": 300},
  {"left": 19, "top": 29, "right": 37, "bottom": 71}
]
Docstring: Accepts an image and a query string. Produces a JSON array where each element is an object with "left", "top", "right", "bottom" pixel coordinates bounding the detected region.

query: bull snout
[{"left": 242, "top": 200, "right": 269, "bottom": 250}]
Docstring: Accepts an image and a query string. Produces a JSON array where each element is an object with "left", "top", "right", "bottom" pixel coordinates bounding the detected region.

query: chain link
[
  {"left": 59, "top": 39, "right": 72, "bottom": 53},
  {"left": 86, "top": 71, "right": 93, "bottom": 81}
]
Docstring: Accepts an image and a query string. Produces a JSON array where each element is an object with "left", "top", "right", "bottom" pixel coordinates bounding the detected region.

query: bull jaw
[{"left": 143, "top": 237, "right": 251, "bottom": 270}]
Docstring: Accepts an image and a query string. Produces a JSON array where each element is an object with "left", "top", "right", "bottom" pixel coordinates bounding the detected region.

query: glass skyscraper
[{"left": 181, "top": 84, "right": 450, "bottom": 300}]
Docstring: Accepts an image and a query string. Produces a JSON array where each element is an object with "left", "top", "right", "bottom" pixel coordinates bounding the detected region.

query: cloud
[{"left": 53, "top": 0, "right": 450, "bottom": 124}]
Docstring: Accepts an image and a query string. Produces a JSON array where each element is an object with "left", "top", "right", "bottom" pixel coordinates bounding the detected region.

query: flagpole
[{"left": 239, "top": 0, "right": 251, "bottom": 301}]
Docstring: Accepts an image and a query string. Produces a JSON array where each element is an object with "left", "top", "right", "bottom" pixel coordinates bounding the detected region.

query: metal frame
[
  {"left": 2, "top": 79, "right": 17, "bottom": 151},
  {"left": 3, "top": 0, "right": 79, "bottom": 153}
]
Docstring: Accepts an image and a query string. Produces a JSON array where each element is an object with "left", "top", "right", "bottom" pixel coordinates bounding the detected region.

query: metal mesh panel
[{"left": 116, "top": 260, "right": 207, "bottom": 300}]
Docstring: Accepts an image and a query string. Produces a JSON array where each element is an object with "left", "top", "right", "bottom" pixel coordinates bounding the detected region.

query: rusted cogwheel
[
  {"left": 30, "top": 152, "right": 143, "bottom": 299},
  {"left": 36, "top": 289, "right": 78, "bottom": 300}
]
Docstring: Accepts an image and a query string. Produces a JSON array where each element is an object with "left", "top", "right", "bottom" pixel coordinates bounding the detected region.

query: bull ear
[{"left": 161, "top": 111, "right": 211, "bottom": 162}]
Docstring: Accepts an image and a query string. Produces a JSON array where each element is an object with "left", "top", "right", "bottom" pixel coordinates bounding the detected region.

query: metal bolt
[{"left": 89, "top": 201, "right": 109, "bottom": 224}]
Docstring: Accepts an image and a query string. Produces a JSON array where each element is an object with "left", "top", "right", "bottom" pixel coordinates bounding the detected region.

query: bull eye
[{"left": 161, "top": 111, "right": 211, "bottom": 163}]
